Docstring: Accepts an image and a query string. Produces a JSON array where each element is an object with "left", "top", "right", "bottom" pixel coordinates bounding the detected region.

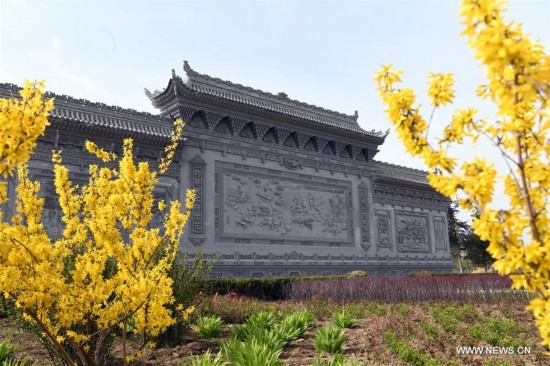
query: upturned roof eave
[{"left": 149, "top": 75, "right": 387, "bottom": 145}]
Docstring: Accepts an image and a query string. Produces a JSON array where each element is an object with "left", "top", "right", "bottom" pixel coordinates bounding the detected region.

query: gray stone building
[{"left": 0, "top": 61, "right": 453, "bottom": 277}]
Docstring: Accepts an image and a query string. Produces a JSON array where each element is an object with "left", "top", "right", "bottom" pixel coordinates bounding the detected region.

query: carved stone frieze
[
  {"left": 216, "top": 162, "right": 352, "bottom": 244},
  {"left": 395, "top": 211, "right": 431, "bottom": 253},
  {"left": 433, "top": 216, "right": 448, "bottom": 251},
  {"left": 358, "top": 182, "right": 370, "bottom": 252},
  {"left": 282, "top": 156, "right": 302, "bottom": 170},
  {"left": 189, "top": 236, "right": 206, "bottom": 247},
  {"left": 189, "top": 155, "right": 206, "bottom": 235},
  {"left": 376, "top": 210, "right": 392, "bottom": 251}
]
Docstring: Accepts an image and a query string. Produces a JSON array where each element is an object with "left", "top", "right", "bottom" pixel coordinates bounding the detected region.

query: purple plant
[{"left": 287, "top": 274, "right": 529, "bottom": 303}]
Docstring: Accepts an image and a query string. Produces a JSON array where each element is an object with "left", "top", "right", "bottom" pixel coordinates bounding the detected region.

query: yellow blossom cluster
[
  {"left": 0, "top": 115, "right": 196, "bottom": 364},
  {"left": 0, "top": 81, "right": 54, "bottom": 210},
  {"left": 376, "top": 0, "right": 549, "bottom": 348},
  {"left": 427, "top": 73, "right": 455, "bottom": 107},
  {"left": 159, "top": 119, "right": 184, "bottom": 174},
  {"left": 0, "top": 81, "right": 54, "bottom": 178}
]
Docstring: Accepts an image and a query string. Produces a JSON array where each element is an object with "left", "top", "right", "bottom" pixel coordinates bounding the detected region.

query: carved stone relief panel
[
  {"left": 189, "top": 155, "right": 206, "bottom": 235},
  {"left": 433, "top": 216, "right": 448, "bottom": 251},
  {"left": 358, "top": 182, "right": 370, "bottom": 252},
  {"left": 216, "top": 162, "right": 352, "bottom": 243},
  {"left": 375, "top": 210, "right": 392, "bottom": 251},
  {"left": 395, "top": 211, "right": 431, "bottom": 253}
]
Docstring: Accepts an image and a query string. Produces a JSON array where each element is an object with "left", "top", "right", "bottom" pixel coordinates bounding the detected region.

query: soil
[{"left": 0, "top": 302, "right": 548, "bottom": 366}]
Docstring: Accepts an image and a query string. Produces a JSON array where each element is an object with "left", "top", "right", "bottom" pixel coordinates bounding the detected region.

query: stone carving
[
  {"left": 189, "top": 155, "right": 206, "bottom": 235},
  {"left": 358, "top": 182, "right": 370, "bottom": 251},
  {"left": 396, "top": 213, "right": 430, "bottom": 253},
  {"left": 189, "top": 237, "right": 206, "bottom": 247},
  {"left": 376, "top": 210, "right": 392, "bottom": 250},
  {"left": 282, "top": 156, "right": 302, "bottom": 170},
  {"left": 220, "top": 168, "right": 350, "bottom": 241},
  {"left": 434, "top": 217, "right": 447, "bottom": 250}
]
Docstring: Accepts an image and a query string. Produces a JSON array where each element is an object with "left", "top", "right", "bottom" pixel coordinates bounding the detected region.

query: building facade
[{"left": 0, "top": 61, "right": 453, "bottom": 277}]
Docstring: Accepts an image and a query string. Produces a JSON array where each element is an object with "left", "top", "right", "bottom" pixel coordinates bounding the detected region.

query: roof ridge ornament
[
  {"left": 183, "top": 60, "right": 194, "bottom": 74},
  {"left": 353, "top": 110, "right": 359, "bottom": 121}
]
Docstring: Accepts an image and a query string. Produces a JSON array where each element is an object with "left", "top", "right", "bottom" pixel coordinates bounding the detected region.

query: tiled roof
[
  {"left": 371, "top": 160, "right": 430, "bottom": 186},
  {"left": 147, "top": 61, "right": 387, "bottom": 140},
  {"left": 0, "top": 83, "right": 173, "bottom": 140}
]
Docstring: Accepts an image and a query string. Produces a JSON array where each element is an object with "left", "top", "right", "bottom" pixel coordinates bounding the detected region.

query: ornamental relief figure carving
[
  {"left": 376, "top": 212, "right": 392, "bottom": 250},
  {"left": 396, "top": 215, "right": 429, "bottom": 252},
  {"left": 434, "top": 218, "right": 447, "bottom": 250},
  {"left": 222, "top": 171, "right": 349, "bottom": 240}
]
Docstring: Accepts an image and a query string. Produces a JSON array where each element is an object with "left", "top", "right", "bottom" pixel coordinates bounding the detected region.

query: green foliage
[
  {"left": 463, "top": 230, "right": 495, "bottom": 272},
  {"left": 391, "top": 303, "right": 410, "bottom": 316},
  {"left": 467, "top": 324, "right": 484, "bottom": 340},
  {"left": 277, "top": 310, "right": 314, "bottom": 342},
  {"left": 194, "top": 316, "right": 224, "bottom": 339},
  {"left": 419, "top": 319, "right": 440, "bottom": 339},
  {"left": 0, "top": 339, "right": 17, "bottom": 362},
  {"left": 346, "top": 270, "right": 368, "bottom": 279},
  {"left": 244, "top": 311, "right": 277, "bottom": 330},
  {"left": 469, "top": 316, "right": 526, "bottom": 348},
  {"left": 203, "top": 275, "right": 346, "bottom": 300},
  {"left": 331, "top": 311, "right": 356, "bottom": 329},
  {"left": 432, "top": 305, "right": 459, "bottom": 334},
  {"left": 365, "top": 302, "right": 388, "bottom": 316},
  {"left": 188, "top": 350, "right": 229, "bottom": 366},
  {"left": 159, "top": 250, "right": 216, "bottom": 346},
  {"left": 314, "top": 325, "right": 346, "bottom": 354},
  {"left": 313, "top": 353, "right": 364, "bottom": 366},
  {"left": 409, "top": 270, "right": 433, "bottom": 277},
  {"left": 383, "top": 330, "right": 442, "bottom": 366},
  {"left": 220, "top": 338, "right": 283, "bottom": 366},
  {"left": 1, "top": 359, "right": 33, "bottom": 366}
]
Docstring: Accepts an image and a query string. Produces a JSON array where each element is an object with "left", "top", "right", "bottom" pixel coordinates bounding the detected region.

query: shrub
[
  {"left": 347, "top": 270, "right": 368, "bottom": 279},
  {"left": 158, "top": 250, "right": 216, "bottom": 346},
  {"left": 203, "top": 275, "right": 347, "bottom": 300},
  {"left": 332, "top": 311, "right": 356, "bottom": 329},
  {"left": 220, "top": 338, "right": 283, "bottom": 366},
  {"left": 410, "top": 271, "right": 433, "bottom": 277},
  {"left": 193, "top": 316, "right": 224, "bottom": 339},
  {"left": 287, "top": 274, "right": 526, "bottom": 303},
  {"left": 314, "top": 325, "right": 346, "bottom": 354}
]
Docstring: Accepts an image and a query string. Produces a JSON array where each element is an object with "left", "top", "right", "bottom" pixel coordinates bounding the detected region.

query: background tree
[
  {"left": 464, "top": 231, "right": 494, "bottom": 273},
  {"left": 376, "top": 0, "right": 550, "bottom": 348},
  {"left": 447, "top": 200, "right": 470, "bottom": 273}
]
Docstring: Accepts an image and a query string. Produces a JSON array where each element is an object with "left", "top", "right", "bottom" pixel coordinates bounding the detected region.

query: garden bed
[{"left": 1, "top": 299, "right": 547, "bottom": 365}]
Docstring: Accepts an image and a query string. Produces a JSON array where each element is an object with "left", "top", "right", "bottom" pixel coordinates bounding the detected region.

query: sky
[{"left": 1, "top": 0, "right": 549, "bottom": 222}]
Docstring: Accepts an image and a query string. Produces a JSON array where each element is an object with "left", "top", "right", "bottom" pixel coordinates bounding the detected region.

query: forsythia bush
[
  {"left": 376, "top": 0, "right": 549, "bottom": 348},
  {"left": 0, "top": 82, "right": 196, "bottom": 365},
  {"left": 0, "top": 81, "right": 54, "bottom": 197}
]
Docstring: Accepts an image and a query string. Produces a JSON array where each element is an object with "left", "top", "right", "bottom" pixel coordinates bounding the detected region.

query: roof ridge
[
  {"left": 182, "top": 60, "right": 360, "bottom": 125},
  {"left": 371, "top": 159, "right": 428, "bottom": 175},
  {"left": 0, "top": 83, "right": 163, "bottom": 121}
]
